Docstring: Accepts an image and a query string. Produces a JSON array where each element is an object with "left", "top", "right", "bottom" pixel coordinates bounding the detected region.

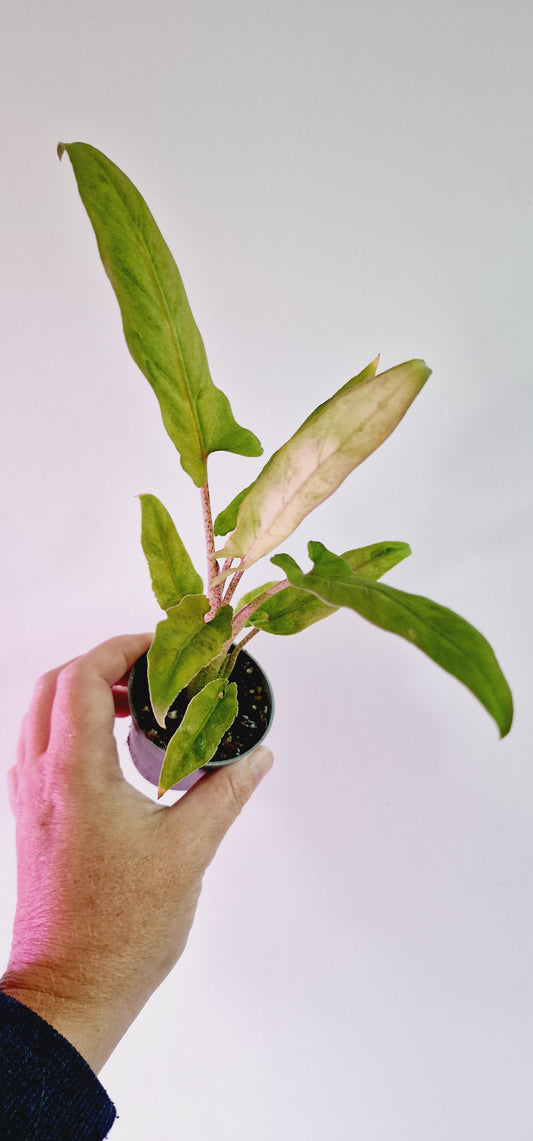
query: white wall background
[{"left": 1, "top": 1, "right": 532, "bottom": 1137}]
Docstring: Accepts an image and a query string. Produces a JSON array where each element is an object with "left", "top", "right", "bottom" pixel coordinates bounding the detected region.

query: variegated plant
[{"left": 59, "top": 141, "right": 513, "bottom": 794}]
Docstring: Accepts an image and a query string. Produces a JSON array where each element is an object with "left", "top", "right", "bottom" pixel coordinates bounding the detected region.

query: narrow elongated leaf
[
  {"left": 148, "top": 595, "right": 233, "bottom": 726},
  {"left": 212, "top": 359, "right": 378, "bottom": 537},
  {"left": 215, "top": 359, "right": 430, "bottom": 572},
  {"left": 59, "top": 142, "right": 262, "bottom": 486},
  {"left": 140, "top": 493, "right": 203, "bottom": 610},
  {"left": 271, "top": 542, "right": 513, "bottom": 737},
  {"left": 213, "top": 358, "right": 381, "bottom": 557},
  {"left": 213, "top": 481, "right": 255, "bottom": 537},
  {"left": 241, "top": 541, "right": 411, "bottom": 634},
  {"left": 341, "top": 541, "right": 412, "bottom": 581},
  {"left": 158, "top": 679, "right": 238, "bottom": 793},
  {"left": 300, "top": 354, "right": 381, "bottom": 416}
]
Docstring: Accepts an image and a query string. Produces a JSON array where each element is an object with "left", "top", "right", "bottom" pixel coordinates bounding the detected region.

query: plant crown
[{"left": 59, "top": 142, "right": 514, "bottom": 793}]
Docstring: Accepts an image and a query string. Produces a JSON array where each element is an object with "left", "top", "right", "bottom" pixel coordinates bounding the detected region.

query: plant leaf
[
  {"left": 211, "top": 358, "right": 382, "bottom": 539},
  {"left": 148, "top": 595, "right": 233, "bottom": 726},
  {"left": 242, "top": 541, "right": 411, "bottom": 635},
  {"left": 213, "top": 358, "right": 380, "bottom": 565},
  {"left": 237, "top": 580, "right": 283, "bottom": 612},
  {"left": 213, "top": 481, "right": 255, "bottom": 537},
  {"left": 140, "top": 493, "right": 203, "bottom": 610},
  {"left": 215, "top": 358, "right": 430, "bottom": 572},
  {"left": 59, "top": 142, "right": 262, "bottom": 486},
  {"left": 271, "top": 542, "right": 513, "bottom": 737},
  {"left": 158, "top": 679, "right": 238, "bottom": 793}
]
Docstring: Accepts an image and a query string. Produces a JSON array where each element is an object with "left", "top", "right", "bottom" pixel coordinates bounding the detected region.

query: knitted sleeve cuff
[{"left": 0, "top": 991, "right": 117, "bottom": 1139}]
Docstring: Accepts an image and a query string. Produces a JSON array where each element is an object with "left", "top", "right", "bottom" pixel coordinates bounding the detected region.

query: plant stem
[
  {"left": 235, "top": 627, "right": 260, "bottom": 651},
  {"left": 200, "top": 479, "right": 222, "bottom": 615},
  {"left": 223, "top": 565, "right": 246, "bottom": 607},
  {"left": 232, "top": 579, "right": 289, "bottom": 638},
  {"left": 223, "top": 628, "right": 260, "bottom": 679}
]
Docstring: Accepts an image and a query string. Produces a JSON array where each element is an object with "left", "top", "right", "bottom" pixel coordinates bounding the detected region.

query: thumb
[{"left": 170, "top": 746, "right": 274, "bottom": 868}]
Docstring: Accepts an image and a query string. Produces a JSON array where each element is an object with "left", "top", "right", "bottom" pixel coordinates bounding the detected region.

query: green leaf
[
  {"left": 213, "top": 481, "right": 255, "bottom": 537},
  {"left": 148, "top": 595, "right": 233, "bottom": 726},
  {"left": 346, "top": 541, "right": 412, "bottom": 580},
  {"left": 237, "top": 580, "right": 282, "bottom": 612},
  {"left": 271, "top": 542, "right": 513, "bottom": 737},
  {"left": 215, "top": 358, "right": 430, "bottom": 572},
  {"left": 158, "top": 679, "right": 238, "bottom": 793},
  {"left": 243, "top": 541, "right": 411, "bottom": 635},
  {"left": 139, "top": 493, "right": 203, "bottom": 610},
  {"left": 59, "top": 142, "right": 262, "bottom": 486}
]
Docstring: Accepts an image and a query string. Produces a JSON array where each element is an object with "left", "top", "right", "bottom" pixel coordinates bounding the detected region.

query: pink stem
[
  {"left": 223, "top": 627, "right": 261, "bottom": 679},
  {"left": 232, "top": 579, "right": 289, "bottom": 638},
  {"left": 200, "top": 480, "right": 222, "bottom": 615},
  {"left": 222, "top": 565, "right": 246, "bottom": 607},
  {"left": 234, "top": 627, "right": 260, "bottom": 652}
]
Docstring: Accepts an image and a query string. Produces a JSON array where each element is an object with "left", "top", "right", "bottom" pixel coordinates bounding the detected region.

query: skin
[{"left": 0, "top": 633, "right": 273, "bottom": 1074}]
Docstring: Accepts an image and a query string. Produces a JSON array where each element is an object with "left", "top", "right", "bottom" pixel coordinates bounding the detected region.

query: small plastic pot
[{"left": 127, "top": 648, "right": 274, "bottom": 792}]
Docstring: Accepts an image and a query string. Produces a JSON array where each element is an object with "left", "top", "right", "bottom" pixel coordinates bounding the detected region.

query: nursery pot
[{"left": 127, "top": 648, "right": 274, "bottom": 792}]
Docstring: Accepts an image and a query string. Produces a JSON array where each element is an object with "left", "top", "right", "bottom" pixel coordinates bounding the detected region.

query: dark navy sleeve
[{"left": 0, "top": 991, "right": 117, "bottom": 1139}]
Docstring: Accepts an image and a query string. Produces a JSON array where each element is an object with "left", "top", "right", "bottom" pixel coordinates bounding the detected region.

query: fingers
[
  {"left": 81, "top": 634, "right": 152, "bottom": 684},
  {"left": 72, "top": 633, "right": 154, "bottom": 689},
  {"left": 23, "top": 659, "right": 79, "bottom": 759},
  {"left": 169, "top": 746, "right": 274, "bottom": 869},
  {"left": 48, "top": 633, "right": 153, "bottom": 752}
]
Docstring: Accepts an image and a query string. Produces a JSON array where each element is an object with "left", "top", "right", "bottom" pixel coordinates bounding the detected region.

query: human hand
[{"left": 0, "top": 633, "right": 273, "bottom": 1073}]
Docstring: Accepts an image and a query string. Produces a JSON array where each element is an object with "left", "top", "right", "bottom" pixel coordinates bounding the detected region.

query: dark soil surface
[{"left": 129, "top": 648, "right": 273, "bottom": 761}]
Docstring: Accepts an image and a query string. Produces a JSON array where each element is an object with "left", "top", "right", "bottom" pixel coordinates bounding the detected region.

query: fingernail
[{"left": 248, "top": 745, "right": 274, "bottom": 785}]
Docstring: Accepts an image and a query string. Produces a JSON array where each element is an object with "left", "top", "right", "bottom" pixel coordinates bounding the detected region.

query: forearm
[
  {"left": 4, "top": 633, "right": 273, "bottom": 1129},
  {"left": 0, "top": 963, "right": 145, "bottom": 1074}
]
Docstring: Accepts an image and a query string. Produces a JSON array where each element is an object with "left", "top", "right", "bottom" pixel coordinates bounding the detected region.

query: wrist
[{"left": 0, "top": 966, "right": 122, "bottom": 1073}]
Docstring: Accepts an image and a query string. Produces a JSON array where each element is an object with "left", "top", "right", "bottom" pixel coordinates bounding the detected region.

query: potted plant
[{"left": 58, "top": 141, "right": 513, "bottom": 796}]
